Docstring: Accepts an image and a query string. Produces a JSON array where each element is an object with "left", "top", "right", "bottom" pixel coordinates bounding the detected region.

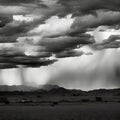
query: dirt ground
[{"left": 0, "top": 103, "right": 120, "bottom": 120}]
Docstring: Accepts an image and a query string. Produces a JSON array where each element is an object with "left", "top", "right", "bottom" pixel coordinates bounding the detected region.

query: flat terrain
[{"left": 0, "top": 103, "right": 120, "bottom": 120}]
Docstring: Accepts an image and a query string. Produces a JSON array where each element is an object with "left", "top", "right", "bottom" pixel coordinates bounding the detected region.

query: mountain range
[
  {"left": 0, "top": 85, "right": 120, "bottom": 96},
  {"left": 0, "top": 85, "right": 60, "bottom": 92}
]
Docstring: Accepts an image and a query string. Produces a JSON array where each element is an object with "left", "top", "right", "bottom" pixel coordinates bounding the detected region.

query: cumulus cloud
[
  {"left": 55, "top": 49, "right": 84, "bottom": 58},
  {"left": 1, "top": 0, "right": 120, "bottom": 89},
  {"left": 103, "top": 35, "right": 120, "bottom": 43},
  {"left": 0, "top": 0, "right": 120, "bottom": 70},
  {"left": 58, "top": 0, "right": 120, "bottom": 14},
  {"left": 0, "top": 14, "right": 13, "bottom": 27},
  {"left": 0, "top": 5, "right": 31, "bottom": 14},
  {"left": 28, "top": 14, "right": 74, "bottom": 37},
  {"left": 0, "top": 0, "right": 37, "bottom": 4},
  {"left": 91, "top": 35, "right": 120, "bottom": 50},
  {"left": 71, "top": 10, "right": 120, "bottom": 34},
  {"left": 0, "top": 41, "right": 57, "bottom": 69},
  {"left": 39, "top": 35, "right": 95, "bottom": 52}
]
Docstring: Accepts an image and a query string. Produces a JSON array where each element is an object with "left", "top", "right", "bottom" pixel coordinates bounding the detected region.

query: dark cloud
[
  {"left": 0, "top": 41, "right": 56, "bottom": 69},
  {"left": 102, "top": 41, "right": 120, "bottom": 49},
  {"left": 24, "top": 59, "right": 57, "bottom": 68},
  {"left": 0, "top": 14, "right": 13, "bottom": 27},
  {"left": 103, "top": 35, "right": 120, "bottom": 43},
  {"left": 0, "top": 0, "right": 120, "bottom": 70},
  {"left": 0, "top": 36, "right": 18, "bottom": 43},
  {"left": 71, "top": 10, "right": 120, "bottom": 34},
  {"left": 58, "top": 0, "right": 120, "bottom": 15},
  {"left": 92, "top": 35, "right": 120, "bottom": 50},
  {"left": 0, "top": 17, "right": 47, "bottom": 42},
  {"left": 55, "top": 49, "right": 84, "bottom": 58},
  {"left": 0, "top": 55, "right": 57, "bottom": 69},
  {"left": 0, "top": 0, "right": 120, "bottom": 90},
  {"left": 0, "top": 0, "right": 38, "bottom": 5},
  {"left": 0, "top": 20, "right": 38, "bottom": 36},
  {"left": 39, "top": 35, "right": 95, "bottom": 52},
  {"left": 0, "top": 63, "right": 17, "bottom": 69},
  {"left": 1, "top": 0, "right": 120, "bottom": 14}
]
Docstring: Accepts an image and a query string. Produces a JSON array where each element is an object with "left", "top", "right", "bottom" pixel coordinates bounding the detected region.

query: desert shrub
[
  {"left": 4, "top": 100, "right": 10, "bottom": 104},
  {"left": 19, "top": 98, "right": 32, "bottom": 103},
  {"left": 81, "top": 99, "right": 90, "bottom": 102},
  {"left": 0, "top": 97, "right": 10, "bottom": 104},
  {"left": 72, "top": 94, "right": 79, "bottom": 96},
  {"left": 37, "top": 95, "right": 41, "bottom": 98},
  {"left": 51, "top": 101, "right": 59, "bottom": 106},
  {"left": 96, "top": 97, "right": 103, "bottom": 102}
]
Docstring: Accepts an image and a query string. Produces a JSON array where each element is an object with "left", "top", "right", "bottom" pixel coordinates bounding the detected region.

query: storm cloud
[{"left": 0, "top": 0, "right": 120, "bottom": 89}]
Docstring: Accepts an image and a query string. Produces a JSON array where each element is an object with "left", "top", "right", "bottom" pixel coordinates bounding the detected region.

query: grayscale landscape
[
  {"left": 0, "top": 103, "right": 120, "bottom": 120},
  {"left": 0, "top": 85, "right": 120, "bottom": 120},
  {"left": 0, "top": 0, "right": 120, "bottom": 119}
]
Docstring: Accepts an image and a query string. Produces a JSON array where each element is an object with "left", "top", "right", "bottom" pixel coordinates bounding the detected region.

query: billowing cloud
[
  {"left": 0, "top": 0, "right": 120, "bottom": 70},
  {"left": 0, "top": 14, "right": 13, "bottom": 27},
  {"left": 1, "top": 0, "right": 120, "bottom": 90},
  {"left": 0, "top": 5, "right": 33, "bottom": 15},
  {"left": 91, "top": 34, "right": 120, "bottom": 50},
  {"left": 71, "top": 10, "right": 120, "bottom": 34},
  {"left": 58, "top": 0, "right": 120, "bottom": 14},
  {"left": 0, "top": 0, "right": 37, "bottom": 4},
  {"left": 55, "top": 49, "right": 84, "bottom": 58},
  {"left": 28, "top": 14, "right": 74, "bottom": 37}
]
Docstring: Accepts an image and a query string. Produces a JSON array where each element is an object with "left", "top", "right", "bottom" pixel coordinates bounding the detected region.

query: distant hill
[
  {"left": 38, "top": 84, "right": 60, "bottom": 90},
  {"left": 88, "top": 88, "right": 120, "bottom": 96},
  {"left": 0, "top": 85, "right": 37, "bottom": 91},
  {"left": 0, "top": 85, "right": 120, "bottom": 96},
  {"left": 0, "top": 84, "right": 61, "bottom": 92},
  {"left": 45, "top": 87, "right": 72, "bottom": 95}
]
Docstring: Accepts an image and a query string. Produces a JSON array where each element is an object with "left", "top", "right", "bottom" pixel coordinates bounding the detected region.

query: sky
[{"left": 0, "top": 0, "right": 120, "bottom": 90}]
